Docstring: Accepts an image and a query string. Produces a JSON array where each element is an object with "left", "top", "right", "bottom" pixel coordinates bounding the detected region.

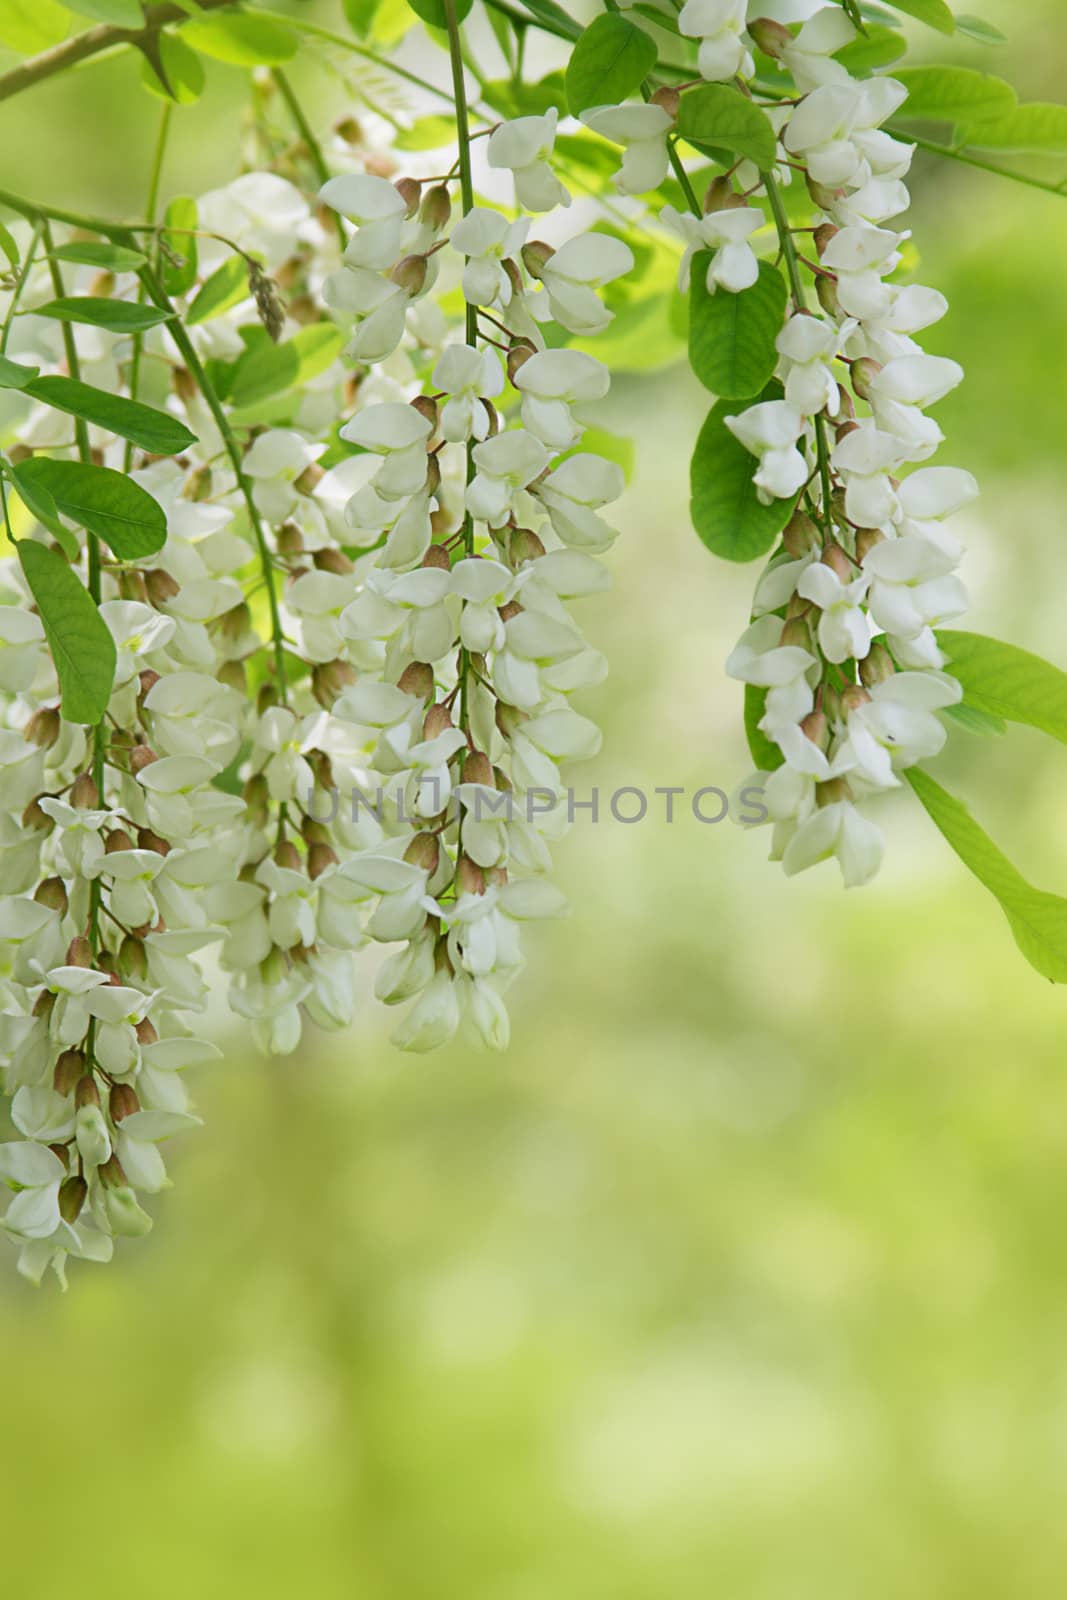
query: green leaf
[
  {"left": 676, "top": 85, "right": 778, "bottom": 170},
  {"left": 161, "top": 196, "right": 199, "bottom": 297},
  {"left": 343, "top": 0, "right": 382, "bottom": 37},
  {"left": 835, "top": 25, "right": 908, "bottom": 76},
  {"left": 0, "top": 354, "right": 40, "bottom": 389},
  {"left": 7, "top": 464, "right": 80, "bottom": 561},
  {"left": 0, "top": 221, "right": 19, "bottom": 271},
  {"left": 689, "top": 259, "right": 786, "bottom": 402},
  {"left": 745, "top": 684, "right": 785, "bottom": 771},
  {"left": 882, "top": 0, "right": 954, "bottom": 33},
  {"left": 404, "top": 0, "right": 472, "bottom": 29},
  {"left": 23, "top": 376, "right": 197, "bottom": 455},
  {"left": 906, "top": 768, "right": 1067, "bottom": 984},
  {"left": 893, "top": 66, "right": 1016, "bottom": 126},
  {"left": 943, "top": 701, "right": 1006, "bottom": 737},
  {"left": 954, "top": 13, "right": 1006, "bottom": 44},
  {"left": 185, "top": 255, "right": 249, "bottom": 325},
  {"left": 0, "top": 0, "right": 70, "bottom": 53},
  {"left": 49, "top": 241, "right": 148, "bottom": 273},
  {"left": 690, "top": 399, "right": 798, "bottom": 562},
  {"left": 182, "top": 13, "right": 297, "bottom": 66},
  {"left": 228, "top": 323, "right": 344, "bottom": 411},
  {"left": 140, "top": 31, "right": 205, "bottom": 103},
  {"left": 483, "top": 73, "right": 569, "bottom": 119},
  {"left": 35, "top": 297, "right": 173, "bottom": 334},
  {"left": 13, "top": 458, "right": 167, "bottom": 561},
  {"left": 938, "top": 631, "right": 1067, "bottom": 744},
  {"left": 960, "top": 103, "right": 1067, "bottom": 154},
  {"left": 65, "top": 0, "right": 142, "bottom": 22},
  {"left": 565, "top": 13, "right": 657, "bottom": 117},
  {"left": 17, "top": 539, "right": 116, "bottom": 725}
]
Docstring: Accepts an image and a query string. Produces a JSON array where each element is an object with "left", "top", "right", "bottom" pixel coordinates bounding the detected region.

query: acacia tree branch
[{"left": 0, "top": 0, "right": 235, "bottom": 104}]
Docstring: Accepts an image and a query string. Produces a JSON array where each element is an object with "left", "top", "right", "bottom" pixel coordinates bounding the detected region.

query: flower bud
[
  {"left": 335, "top": 115, "right": 363, "bottom": 145},
  {"left": 425, "top": 452, "right": 442, "bottom": 498},
  {"left": 521, "top": 240, "right": 555, "bottom": 279},
  {"left": 404, "top": 832, "right": 440, "bottom": 874},
  {"left": 423, "top": 703, "right": 453, "bottom": 740},
  {"left": 816, "top": 777, "right": 852, "bottom": 808},
  {"left": 507, "top": 340, "right": 537, "bottom": 383},
  {"left": 71, "top": 772, "right": 100, "bottom": 810},
  {"left": 850, "top": 358, "right": 882, "bottom": 403},
  {"left": 35, "top": 877, "right": 69, "bottom": 915},
  {"left": 419, "top": 184, "right": 451, "bottom": 232},
  {"left": 394, "top": 176, "right": 422, "bottom": 218},
  {"left": 860, "top": 642, "right": 896, "bottom": 688},
  {"left": 495, "top": 702, "right": 527, "bottom": 737},
  {"left": 779, "top": 617, "right": 812, "bottom": 650},
  {"left": 854, "top": 527, "right": 885, "bottom": 563},
  {"left": 800, "top": 709, "right": 830, "bottom": 750},
  {"left": 138, "top": 668, "right": 161, "bottom": 700},
  {"left": 509, "top": 526, "right": 545, "bottom": 565},
  {"left": 313, "top": 546, "right": 354, "bottom": 575},
  {"left": 312, "top": 659, "right": 356, "bottom": 709},
  {"left": 821, "top": 543, "right": 853, "bottom": 584},
  {"left": 815, "top": 273, "right": 843, "bottom": 319},
  {"left": 98, "top": 1153, "right": 129, "bottom": 1191},
  {"left": 58, "top": 1175, "right": 88, "bottom": 1224},
  {"left": 53, "top": 1049, "right": 85, "bottom": 1096},
  {"left": 218, "top": 660, "right": 247, "bottom": 695},
  {"left": 498, "top": 600, "right": 522, "bottom": 623},
  {"left": 105, "top": 828, "right": 134, "bottom": 854},
  {"left": 119, "top": 935, "right": 148, "bottom": 980},
  {"left": 782, "top": 510, "right": 820, "bottom": 558},
  {"left": 145, "top": 568, "right": 180, "bottom": 606},
  {"left": 455, "top": 855, "right": 485, "bottom": 897},
  {"left": 390, "top": 253, "right": 428, "bottom": 296},
  {"left": 307, "top": 842, "right": 339, "bottom": 880},
  {"left": 66, "top": 935, "right": 93, "bottom": 968},
  {"left": 748, "top": 16, "right": 792, "bottom": 55},
  {"left": 463, "top": 751, "right": 494, "bottom": 788},
  {"left": 422, "top": 544, "right": 451, "bottom": 571},
  {"left": 135, "top": 1017, "right": 159, "bottom": 1047},
  {"left": 277, "top": 522, "right": 304, "bottom": 558},
  {"left": 649, "top": 84, "right": 680, "bottom": 119},
  {"left": 75, "top": 1074, "right": 101, "bottom": 1111},
  {"left": 22, "top": 797, "right": 53, "bottom": 834},
  {"left": 25, "top": 707, "right": 60, "bottom": 748},
  {"left": 242, "top": 772, "right": 270, "bottom": 826},
  {"left": 397, "top": 661, "right": 435, "bottom": 701},
  {"left": 812, "top": 222, "right": 839, "bottom": 258},
  {"left": 841, "top": 684, "right": 872, "bottom": 716},
  {"left": 257, "top": 683, "right": 280, "bottom": 717},
  {"left": 130, "top": 744, "right": 158, "bottom": 775},
  {"left": 309, "top": 750, "right": 334, "bottom": 791},
  {"left": 274, "top": 838, "right": 302, "bottom": 873},
  {"left": 109, "top": 1082, "right": 140, "bottom": 1123}
]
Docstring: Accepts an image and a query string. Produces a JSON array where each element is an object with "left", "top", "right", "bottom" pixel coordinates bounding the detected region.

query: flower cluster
[
  {"left": 314, "top": 105, "right": 630, "bottom": 1053},
  {"left": 676, "top": 6, "right": 976, "bottom": 885},
  {"left": 0, "top": 97, "right": 632, "bottom": 1278}
]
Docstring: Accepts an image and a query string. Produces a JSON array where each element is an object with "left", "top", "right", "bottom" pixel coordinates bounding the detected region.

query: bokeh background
[{"left": 3, "top": 1, "right": 1067, "bottom": 1594}]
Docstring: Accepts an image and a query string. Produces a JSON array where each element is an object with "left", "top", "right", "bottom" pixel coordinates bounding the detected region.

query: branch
[{"left": 0, "top": 0, "right": 235, "bottom": 104}]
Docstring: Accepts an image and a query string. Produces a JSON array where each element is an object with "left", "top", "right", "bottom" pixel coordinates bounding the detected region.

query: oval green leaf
[
  {"left": 690, "top": 399, "right": 798, "bottom": 562},
  {"left": 229, "top": 323, "right": 344, "bottom": 411},
  {"left": 0, "top": 0, "right": 70, "bottom": 54},
  {"left": 50, "top": 242, "right": 148, "bottom": 273},
  {"left": 17, "top": 539, "right": 117, "bottom": 725},
  {"left": 893, "top": 66, "right": 1016, "bottom": 126},
  {"left": 689, "top": 258, "right": 786, "bottom": 401},
  {"left": 676, "top": 85, "right": 778, "bottom": 170},
  {"left": 139, "top": 31, "right": 205, "bottom": 104},
  {"left": 0, "top": 354, "right": 40, "bottom": 389},
  {"left": 186, "top": 255, "right": 250, "bottom": 325},
  {"left": 13, "top": 458, "right": 167, "bottom": 561},
  {"left": 907, "top": 768, "right": 1067, "bottom": 984},
  {"left": 182, "top": 13, "right": 297, "bottom": 66},
  {"left": 883, "top": 0, "right": 954, "bottom": 33},
  {"left": 35, "top": 297, "right": 173, "bottom": 333},
  {"left": 23, "top": 375, "right": 197, "bottom": 455},
  {"left": 404, "top": 0, "right": 473, "bottom": 29},
  {"left": 565, "top": 13, "right": 657, "bottom": 116},
  {"left": 161, "top": 196, "right": 199, "bottom": 298},
  {"left": 961, "top": 103, "right": 1067, "bottom": 154},
  {"left": 938, "top": 631, "right": 1067, "bottom": 743},
  {"left": 66, "top": 0, "right": 142, "bottom": 22}
]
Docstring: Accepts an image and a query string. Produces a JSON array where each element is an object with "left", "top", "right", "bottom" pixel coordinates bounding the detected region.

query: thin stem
[
  {"left": 443, "top": 0, "right": 479, "bottom": 740},
  {"left": 137, "top": 265, "right": 289, "bottom": 702},
  {"left": 271, "top": 67, "right": 348, "bottom": 251},
  {"left": 1, "top": 221, "right": 43, "bottom": 354},
  {"left": 125, "top": 99, "right": 171, "bottom": 474},
  {"left": 762, "top": 170, "right": 834, "bottom": 534}
]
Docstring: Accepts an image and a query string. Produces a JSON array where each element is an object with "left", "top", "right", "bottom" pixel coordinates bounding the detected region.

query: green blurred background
[{"left": 4, "top": 2, "right": 1067, "bottom": 1594}]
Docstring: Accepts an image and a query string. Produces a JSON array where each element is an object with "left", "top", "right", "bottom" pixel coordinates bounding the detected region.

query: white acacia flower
[
  {"left": 0, "top": 606, "right": 45, "bottom": 693},
  {"left": 487, "top": 109, "right": 570, "bottom": 213},
  {"left": 433, "top": 345, "right": 505, "bottom": 443},
  {"left": 678, "top": 0, "right": 753, "bottom": 81},
  {"left": 0, "top": 1142, "right": 66, "bottom": 1240},
  {"left": 512, "top": 349, "right": 609, "bottom": 449},
  {"left": 467, "top": 430, "right": 551, "bottom": 527},
  {"left": 451, "top": 209, "right": 530, "bottom": 309},
  {"left": 780, "top": 6, "right": 856, "bottom": 92},
  {"left": 725, "top": 401, "right": 809, "bottom": 503},
  {"left": 831, "top": 424, "right": 908, "bottom": 526},
  {"left": 533, "top": 454, "right": 625, "bottom": 551},
  {"left": 777, "top": 313, "right": 856, "bottom": 415},
  {"left": 796, "top": 559, "right": 872, "bottom": 663},
  {"left": 534, "top": 233, "right": 633, "bottom": 335},
  {"left": 725, "top": 615, "right": 818, "bottom": 734},
  {"left": 340, "top": 402, "right": 433, "bottom": 500},
  {"left": 782, "top": 799, "right": 884, "bottom": 887},
  {"left": 840, "top": 670, "right": 961, "bottom": 788},
  {"left": 661, "top": 203, "right": 763, "bottom": 296},
  {"left": 319, "top": 173, "right": 408, "bottom": 268},
  {"left": 243, "top": 429, "right": 327, "bottom": 522},
  {"left": 581, "top": 103, "right": 674, "bottom": 196}
]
